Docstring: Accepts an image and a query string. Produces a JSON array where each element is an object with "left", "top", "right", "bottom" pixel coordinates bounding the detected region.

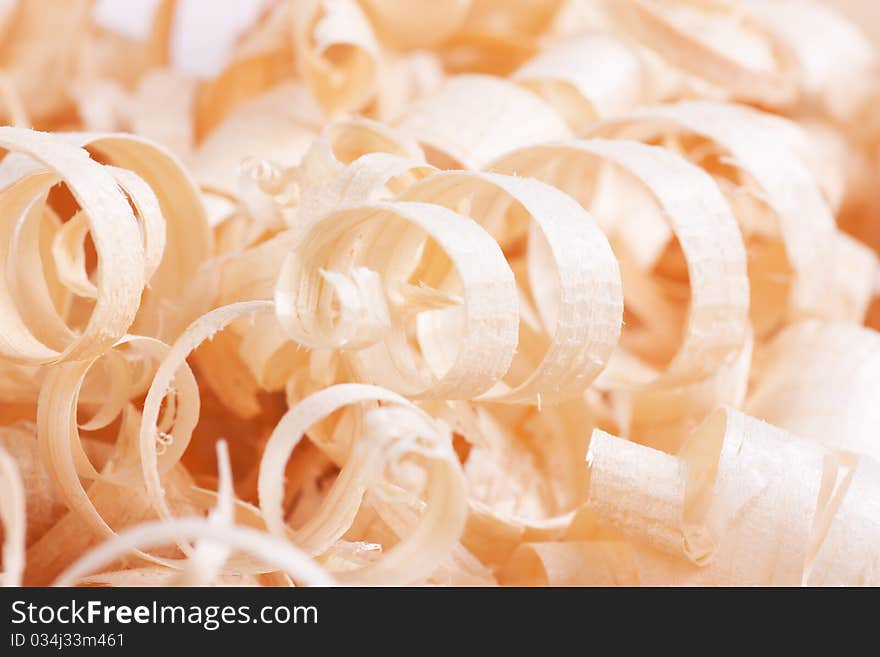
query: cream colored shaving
[{"left": 0, "top": 0, "right": 877, "bottom": 587}]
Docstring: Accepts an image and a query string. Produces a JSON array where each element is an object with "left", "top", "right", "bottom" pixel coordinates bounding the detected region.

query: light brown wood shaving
[{"left": 0, "top": 0, "right": 878, "bottom": 587}]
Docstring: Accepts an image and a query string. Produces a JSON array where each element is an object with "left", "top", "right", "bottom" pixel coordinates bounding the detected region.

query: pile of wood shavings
[{"left": 0, "top": 0, "right": 879, "bottom": 587}]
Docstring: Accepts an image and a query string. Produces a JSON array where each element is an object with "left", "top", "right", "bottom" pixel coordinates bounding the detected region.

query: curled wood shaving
[
  {"left": 585, "top": 406, "right": 880, "bottom": 585},
  {"left": 0, "top": 0, "right": 878, "bottom": 587},
  {"left": 512, "top": 32, "right": 646, "bottom": 133},
  {"left": 397, "top": 74, "right": 572, "bottom": 169},
  {"left": 0, "top": 444, "right": 25, "bottom": 586}
]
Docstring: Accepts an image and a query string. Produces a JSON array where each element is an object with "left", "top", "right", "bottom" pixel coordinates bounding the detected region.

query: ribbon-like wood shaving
[{"left": 0, "top": 0, "right": 878, "bottom": 587}]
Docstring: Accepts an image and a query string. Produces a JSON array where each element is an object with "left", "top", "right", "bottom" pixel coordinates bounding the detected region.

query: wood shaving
[{"left": 0, "top": 0, "right": 878, "bottom": 587}]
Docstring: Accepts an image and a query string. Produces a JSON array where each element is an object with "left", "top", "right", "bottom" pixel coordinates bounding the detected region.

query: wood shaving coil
[{"left": 0, "top": 0, "right": 878, "bottom": 587}]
